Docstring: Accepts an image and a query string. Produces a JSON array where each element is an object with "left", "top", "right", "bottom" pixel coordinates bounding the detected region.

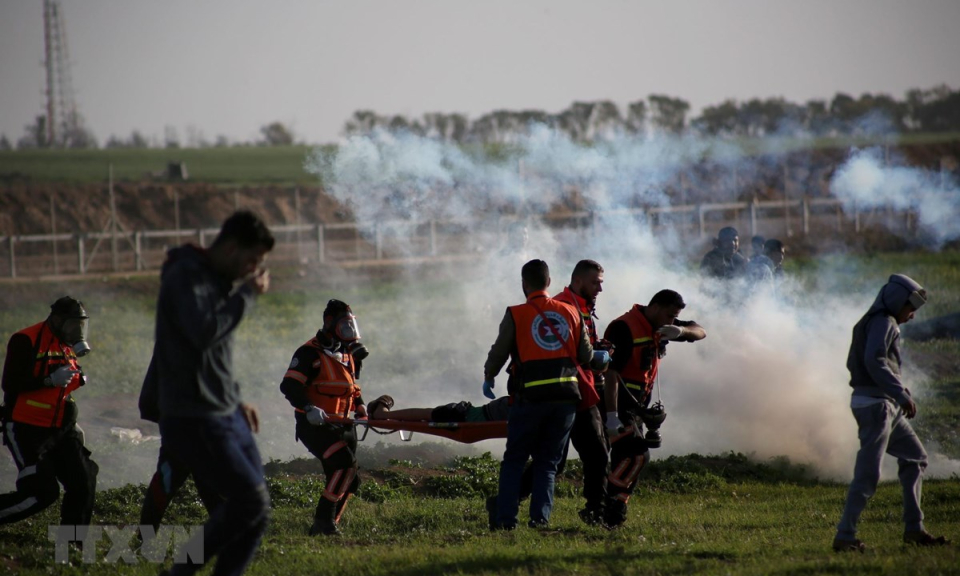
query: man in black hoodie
[
  {"left": 139, "top": 211, "right": 274, "bottom": 576},
  {"left": 833, "top": 274, "right": 950, "bottom": 552}
]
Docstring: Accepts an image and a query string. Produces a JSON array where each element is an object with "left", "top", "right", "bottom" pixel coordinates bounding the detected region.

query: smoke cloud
[
  {"left": 831, "top": 148, "right": 960, "bottom": 246},
  {"left": 302, "top": 127, "right": 958, "bottom": 481}
]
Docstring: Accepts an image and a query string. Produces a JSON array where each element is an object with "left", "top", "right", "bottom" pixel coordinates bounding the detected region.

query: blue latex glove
[
  {"left": 592, "top": 350, "right": 611, "bottom": 366},
  {"left": 482, "top": 379, "right": 496, "bottom": 399}
]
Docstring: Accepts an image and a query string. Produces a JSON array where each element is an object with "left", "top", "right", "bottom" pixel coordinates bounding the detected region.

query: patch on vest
[
  {"left": 289, "top": 357, "right": 299, "bottom": 369},
  {"left": 531, "top": 311, "right": 570, "bottom": 351}
]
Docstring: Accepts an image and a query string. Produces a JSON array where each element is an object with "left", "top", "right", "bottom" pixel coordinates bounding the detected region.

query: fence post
[
  {"left": 77, "top": 234, "right": 85, "bottom": 275},
  {"left": 316, "top": 224, "right": 326, "bottom": 264},
  {"left": 375, "top": 225, "right": 383, "bottom": 260},
  {"left": 802, "top": 198, "right": 810, "bottom": 236},
  {"left": 134, "top": 231, "right": 143, "bottom": 271},
  {"left": 8, "top": 236, "right": 16, "bottom": 279},
  {"left": 836, "top": 202, "right": 843, "bottom": 232},
  {"left": 697, "top": 205, "right": 705, "bottom": 239},
  {"left": 854, "top": 200, "right": 861, "bottom": 233},
  {"left": 430, "top": 220, "right": 437, "bottom": 256},
  {"left": 750, "top": 197, "right": 758, "bottom": 235}
]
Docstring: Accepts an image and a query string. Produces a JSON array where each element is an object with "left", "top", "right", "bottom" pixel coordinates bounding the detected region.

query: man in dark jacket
[
  {"left": 833, "top": 274, "right": 950, "bottom": 551},
  {"left": 0, "top": 297, "right": 98, "bottom": 527},
  {"left": 700, "top": 226, "right": 747, "bottom": 279},
  {"left": 142, "top": 210, "right": 274, "bottom": 576}
]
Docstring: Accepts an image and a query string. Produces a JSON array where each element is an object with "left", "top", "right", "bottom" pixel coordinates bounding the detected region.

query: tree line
[
  {"left": 343, "top": 85, "right": 960, "bottom": 143},
  {"left": 2, "top": 85, "right": 956, "bottom": 151}
]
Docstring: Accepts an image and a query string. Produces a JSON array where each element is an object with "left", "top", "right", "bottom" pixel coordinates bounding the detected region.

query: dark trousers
[
  {"left": 296, "top": 419, "right": 360, "bottom": 524},
  {"left": 0, "top": 421, "right": 97, "bottom": 525},
  {"left": 518, "top": 404, "right": 609, "bottom": 511},
  {"left": 139, "top": 443, "right": 225, "bottom": 531},
  {"left": 497, "top": 401, "right": 576, "bottom": 527},
  {"left": 160, "top": 409, "right": 270, "bottom": 576},
  {"left": 605, "top": 421, "right": 650, "bottom": 526}
]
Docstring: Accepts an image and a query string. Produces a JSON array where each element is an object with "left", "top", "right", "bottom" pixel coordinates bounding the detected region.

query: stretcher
[{"left": 327, "top": 417, "right": 507, "bottom": 444}]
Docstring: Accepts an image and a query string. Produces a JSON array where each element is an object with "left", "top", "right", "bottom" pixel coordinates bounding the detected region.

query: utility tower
[{"left": 43, "top": 0, "right": 80, "bottom": 147}]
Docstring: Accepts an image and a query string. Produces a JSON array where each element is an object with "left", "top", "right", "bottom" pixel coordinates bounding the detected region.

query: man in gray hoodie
[
  {"left": 833, "top": 274, "right": 950, "bottom": 552},
  {"left": 142, "top": 211, "right": 275, "bottom": 576}
]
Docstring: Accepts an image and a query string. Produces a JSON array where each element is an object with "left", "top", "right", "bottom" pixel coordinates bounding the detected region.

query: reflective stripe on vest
[{"left": 508, "top": 292, "right": 581, "bottom": 401}]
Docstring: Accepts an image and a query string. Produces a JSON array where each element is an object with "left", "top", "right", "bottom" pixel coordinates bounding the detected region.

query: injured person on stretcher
[{"left": 367, "top": 395, "right": 510, "bottom": 423}]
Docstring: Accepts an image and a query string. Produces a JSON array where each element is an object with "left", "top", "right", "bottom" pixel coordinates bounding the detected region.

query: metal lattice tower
[{"left": 43, "top": 0, "right": 80, "bottom": 147}]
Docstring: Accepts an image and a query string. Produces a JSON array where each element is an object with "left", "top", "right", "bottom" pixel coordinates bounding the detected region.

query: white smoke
[
  {"left": 831, "top": 148, "right": 960, "bottom": 245},
  {"left": 300, "top": 127, "right": 959, "bottom": 482}
]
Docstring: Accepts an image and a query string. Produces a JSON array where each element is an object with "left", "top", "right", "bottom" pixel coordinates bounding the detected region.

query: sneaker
[
  {"left": 527, "top": 519, "right": 549, "bottom": 529},
  {"left": 308, "top": 519, "right": 341, "bottom": 536},
  {"left": 832, "top": 537, "right": 866, "bottom": 552},
  {"left": 903, "top": 531, "right": 950, "bottom": 546},
  {"left": 366, "top": 395, "right": 394, "bottom": 420},
  {"left": 578, "top": 507, "right": 604, "bottom": 526}
]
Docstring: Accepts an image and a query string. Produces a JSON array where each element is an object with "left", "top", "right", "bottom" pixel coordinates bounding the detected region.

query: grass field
[
  {"left": 0, "top": 132, "right": 957, "bottom": 185},
  {"left": 0, "top": 250, "right": 958, "bottom": 574}
]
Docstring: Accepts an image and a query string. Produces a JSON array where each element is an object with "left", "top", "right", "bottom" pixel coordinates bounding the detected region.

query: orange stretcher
[{"left": 327, "top": 417, "right": 507, "bottom": 444}]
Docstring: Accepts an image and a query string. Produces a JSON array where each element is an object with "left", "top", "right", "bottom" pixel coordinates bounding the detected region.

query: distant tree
[
  {"left": 648, "top": 94, "right": 690, "bottom": 133},
  {"left": 18, "top": 115, "right": 50, "bottom": 149},
  {"left": 588, "top": 100, "right": 623, "bottom": 140},
  {"left": 802, "top": 100, "right": 831, "bottom": 134},
  {"left": 557, "top": 102, "right": 595, "bottom": 141},
  {"left": 905, "top": 85, "right": 960, "bottom": 132},
  {"left": 259, "top": 121, "right": 294, "bottom": 146},
  {"left": 0, "top": 134, "right": 11, "bottom": 151},
  {"left": 693, "top": 99, "right": 739, "bottom": 136},
  {"left": 214, "top": 134, "right": 230, "bottom": 147},
  {"left": 344, "top": 110, "right": 387, "bottom": 136},
  {"left": 624, "top": 100, "right": 647, "bottom": 134},
  {"left": 422, "top": 112, "right": 470, "bottom": 142}
]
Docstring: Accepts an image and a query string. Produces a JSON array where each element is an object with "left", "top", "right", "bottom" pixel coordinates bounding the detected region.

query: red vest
[
  {"left": 9, "top": 321, "right": 83, "bottom": 428},
  {"left": 507, "top": 291, "right": 581, "bottom": 403},
  {"left": 286, "top": 340, "right": 361, "bottom": 418},
  {"left": 613, "top": 305, "right": 660, "bottom": 403},
  {"left": 553, "top": 287, "right": 600, "bottom": 409}
]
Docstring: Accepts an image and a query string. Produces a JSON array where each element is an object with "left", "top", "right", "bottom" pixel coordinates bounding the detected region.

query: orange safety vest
[
  {"left": 9, "top": 321, "right": 83, "bottom": 428},
  {"left": 613, "top": 305, "right": 659, "bottom": 404},
  {"left": 507, "top": 291, "right": 582, "bottom": 403},
  {"left": 286, "top": 340, "right": 361, "bottom": 418},
  {"left": 553, "top": 287, "right": 600, "bottom": 410}
]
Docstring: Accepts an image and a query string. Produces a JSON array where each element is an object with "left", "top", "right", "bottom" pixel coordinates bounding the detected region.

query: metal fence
[{"left": 0, "top": 196, "right": 917, "bottom": 279}]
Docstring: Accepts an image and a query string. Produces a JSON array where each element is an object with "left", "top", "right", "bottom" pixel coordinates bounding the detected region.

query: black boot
[{"left": 309, "top": 499, "right": 340, "bottom": 536}]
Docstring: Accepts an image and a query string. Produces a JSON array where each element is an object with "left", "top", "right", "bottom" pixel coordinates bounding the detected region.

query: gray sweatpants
[{"left": 836, "top": 400, "right": 927, "bottom": 539}]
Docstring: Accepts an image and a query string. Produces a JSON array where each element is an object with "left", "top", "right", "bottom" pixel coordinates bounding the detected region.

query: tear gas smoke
[
  {"left": 831, "top": 148, "right": 960, "bottom": 246},
  {"left": 302, "top": 126, "right": 959, "bottom": 481}
]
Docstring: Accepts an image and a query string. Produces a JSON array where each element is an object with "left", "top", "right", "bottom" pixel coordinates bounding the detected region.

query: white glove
[
  {"left": 605, "top": 411, "right": 623, "bottom": 434},
  {"left": 46, "top": 365, "right": 79, "bottom": 388},
  {"left": 656, "top": 325, "right": 685, "bottom": 341},
  {"left": 304, "top": 405, "right": 327, "bottom": 426}
]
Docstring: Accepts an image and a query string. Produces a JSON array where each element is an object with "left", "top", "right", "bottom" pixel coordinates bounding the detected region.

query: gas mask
[
  {"left": 336, "top": 315, "right": 369, "bottom": 361},
  {"left": 638, "top": 402, "right": 666, "bottom": 448},
  {"left": 50, "top": 296, "right": 91, "bottom": 356},
  {"left": 62, "top": 317, "right": 92, "bottom": 357}
]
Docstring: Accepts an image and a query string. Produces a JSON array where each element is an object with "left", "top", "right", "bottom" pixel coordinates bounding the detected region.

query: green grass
[
  {"left": 1, "top": 133, "right": 956, "bottom": 185},
  {"left": 1, "top": 250, "right": 959, "bottom": 574},
  {"left": 3, "top": 467, "right": 959, "bottom": 575},
  {"left": 0, "top": 145, "right": 330, "bottom": 185}
]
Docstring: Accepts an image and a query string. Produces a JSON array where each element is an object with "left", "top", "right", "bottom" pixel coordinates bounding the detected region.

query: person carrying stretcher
[{"left": 279, "top": 299, "right": 370, "bottom": 536}]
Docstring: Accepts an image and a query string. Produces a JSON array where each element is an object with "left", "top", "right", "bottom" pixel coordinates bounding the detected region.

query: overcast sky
[{"left": 1, "top": 0, "right": 958, "bottom": 146}]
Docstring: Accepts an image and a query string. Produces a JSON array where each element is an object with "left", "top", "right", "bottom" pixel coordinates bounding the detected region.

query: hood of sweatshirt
[{"left": 867, "top": 274, "right": 925, "bottom": 317}]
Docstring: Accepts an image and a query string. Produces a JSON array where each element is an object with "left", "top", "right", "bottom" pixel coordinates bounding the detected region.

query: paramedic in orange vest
[
  {"left": 279, "top": 299, "right": 369, "bottom": 536},
  {"left": 602, "top": 289, "right": 705, "bottom": 528},
  {"left": 484, "top": 259, "right": 593, "bottom": 530},
  {"left": 552, "top": 259, "right": 612, "bottom": 524},
  {"left": 0, "top": 296, "right": 99, "bottom": 526}
]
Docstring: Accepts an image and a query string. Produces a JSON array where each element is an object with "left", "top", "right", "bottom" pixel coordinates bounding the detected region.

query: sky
[{"left": 1, "top": 0, "right": 959, "bottom": 146}]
